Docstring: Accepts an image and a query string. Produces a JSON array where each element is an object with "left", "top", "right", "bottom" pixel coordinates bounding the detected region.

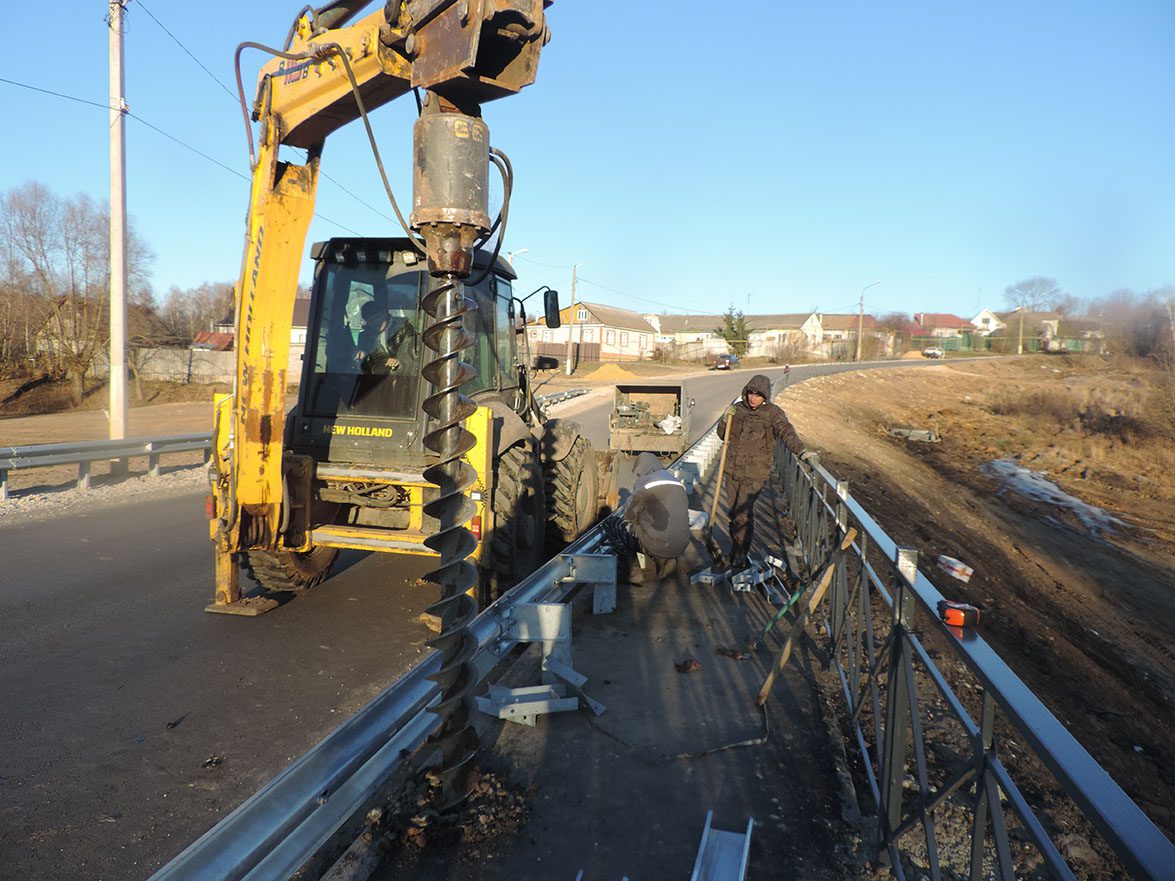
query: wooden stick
[
  {"left": 703, "top": 411, "right": 735, "bottom": 562},
  {"left": 757, "top": 528, "right": 857, "bottom": 706}
]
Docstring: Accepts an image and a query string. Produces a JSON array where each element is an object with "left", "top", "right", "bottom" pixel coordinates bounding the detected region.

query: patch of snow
[{"left": 980, "top": 458, "right": 1128, "bottom": 538}]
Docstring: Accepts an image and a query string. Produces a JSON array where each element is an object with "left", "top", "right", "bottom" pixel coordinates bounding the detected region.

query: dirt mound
[
  {"left": 584, "top": 363, "right": 641, "bottom": 382},
  {"left": 785, "top": 354, "right": 1174, "bottom": 834}
]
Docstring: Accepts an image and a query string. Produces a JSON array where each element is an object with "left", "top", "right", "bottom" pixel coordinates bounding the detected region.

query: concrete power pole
[
  {"left": 564, "top": 263, "right": 580, "bottom": 376},
  {"left": 108, "top": 0, "right": 128, "bottom": 446},
  {"left": 1016, "top": 306, "right": 1025, "bottom": 355},
  {"left": 857, "top": 281, "right": 879, "bottom": 362}
]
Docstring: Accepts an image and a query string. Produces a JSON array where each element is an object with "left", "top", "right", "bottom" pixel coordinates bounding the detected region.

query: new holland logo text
[{"left": 324, "top": 425, "right": 394, "bottom": 438}]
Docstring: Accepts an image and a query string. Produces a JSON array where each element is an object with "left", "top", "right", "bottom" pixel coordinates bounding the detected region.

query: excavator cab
[{"left": 288, "top": 237, "right": 523, "bottom": 467}]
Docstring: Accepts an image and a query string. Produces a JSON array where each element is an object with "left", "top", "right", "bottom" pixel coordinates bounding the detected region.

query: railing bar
[
  {"left": 983, "top": 768, "right": 1017, "bottom": 881},
  {"left": 987, "top": 757, "right": 1079, "bottom": 881},
  {"left": 907, "top": 635, "right": 980, "bottom": 740},
  {"left": 890, "top": 765, "right": 978, "bottom": 843},
  {"left": 901, "top": 643, "right": 943, "bottom": 881}
]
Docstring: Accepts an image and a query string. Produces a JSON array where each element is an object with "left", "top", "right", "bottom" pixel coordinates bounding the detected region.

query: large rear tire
[
  {"left": 543, "top": 435, "right": 599, "bottom": 553},
  {"left": 482, "top": 443, "right": 547, "bottom": 603},
  {"left": 245, "top": 547, "right": 338, "bottom": 593}
]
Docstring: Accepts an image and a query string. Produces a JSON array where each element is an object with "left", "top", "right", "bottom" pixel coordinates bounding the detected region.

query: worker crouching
[
  {"left": 718, "top": 373, "right": 811, "bottom": 572},
  {"left": 607, "top": 452, "right": 691, "bottom": 584}
]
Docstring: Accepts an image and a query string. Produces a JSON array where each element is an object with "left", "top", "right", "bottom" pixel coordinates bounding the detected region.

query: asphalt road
[{"left": 0, "top": 360, "right": 926, "bottom": 880}]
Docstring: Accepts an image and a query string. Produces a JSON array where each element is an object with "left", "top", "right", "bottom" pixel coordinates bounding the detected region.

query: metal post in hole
[{"left": 879, "top": 546, "right": 918, "bottom": 859}]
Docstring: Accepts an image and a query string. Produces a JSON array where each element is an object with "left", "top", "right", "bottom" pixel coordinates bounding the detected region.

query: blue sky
[{"left": 3, "top": 1, "right": 1172, "bottom": 319}]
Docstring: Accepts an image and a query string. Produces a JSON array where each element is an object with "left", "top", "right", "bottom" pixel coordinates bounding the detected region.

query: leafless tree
[
  {"left": 161, "top": 281, "right": 235, "bottom": 342},
  {"left": 0, "top": 181, "right": 154, "bottom": 402},
  {"left": 1004, "top": 276, "right": 1063, "bottom": 312}
]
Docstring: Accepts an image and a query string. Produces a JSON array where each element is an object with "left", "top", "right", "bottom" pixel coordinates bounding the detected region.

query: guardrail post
[
  {"left": 879, "top": 546, "right": 918, "bottom": 861},
  {"left": 830, "top": 481, "right": 850, "bottom": 645},
  {"left": 0, "top": 468, "right": 8, "bottom": 500},
  {"left": 148, "top": 444, "right": 161, "bottom": 478},
  {"left": 77, "top": 461, "right": 91, "bottom": 491}
]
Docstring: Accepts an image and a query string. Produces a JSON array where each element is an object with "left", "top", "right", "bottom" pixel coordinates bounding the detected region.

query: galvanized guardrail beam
[{"left": 0, "top": 433, "right": 211, "bottom": 499}]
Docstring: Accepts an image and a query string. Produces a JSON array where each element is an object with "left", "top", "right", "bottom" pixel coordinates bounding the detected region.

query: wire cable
[
  {"left": 0, "top": 76, "right": 116, "bottom": 111},
  {"left": 233, "top": 40, "right": 423, "bottom": 250},
  {"left": 132, "top": 0, "right": 238, "bottom": 102}
]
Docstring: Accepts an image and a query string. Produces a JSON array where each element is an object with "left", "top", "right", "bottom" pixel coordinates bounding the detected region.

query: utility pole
[
  {"left": 108, "top": 0, "right": 128, "bottom": 449},
  {"left": 857, "top": 280, "right": 880, "bottom": 362},
  {"left": 564, "top": 263, "right": 580, "bottom": 376},
  {"left": 1016, "top": 305, "right": 1025, "bottom": 355}
]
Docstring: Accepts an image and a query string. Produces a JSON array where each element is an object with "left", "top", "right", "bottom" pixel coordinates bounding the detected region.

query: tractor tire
[
  {"left": 245, "top": 546, "right": 338, "bottom": 593},
  {"left": 543, "top": 435, "right": 599, "bottom": 553},
  {"left": 482, "top": 443, "right": 547, "bottom": 603}
]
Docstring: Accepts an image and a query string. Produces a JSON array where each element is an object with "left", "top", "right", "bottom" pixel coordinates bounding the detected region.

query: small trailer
[{"left": 608, "top": 382, "right": 692, "bottom": 458}]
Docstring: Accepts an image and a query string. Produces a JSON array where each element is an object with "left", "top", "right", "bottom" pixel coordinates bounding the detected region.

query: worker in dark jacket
[
  {"left": 605, "top": 452, "right": 691, "bottom": 583},
  {"left": 626, "top": 452, "right": 690, "bottom": 561},
  {"left": 717, "top": 373, "right": 811, "bottom": 571}
]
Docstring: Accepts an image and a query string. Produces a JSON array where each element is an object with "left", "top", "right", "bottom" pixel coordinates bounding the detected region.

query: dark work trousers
[{"left": 725, "top": 474, "right": 766, "bottom": 561}]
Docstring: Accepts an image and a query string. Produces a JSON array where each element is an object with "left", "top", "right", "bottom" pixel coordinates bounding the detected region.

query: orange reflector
[
  {"left": 204, "top": 495, "right": 216, "bottom": 519},
  {"left": 469, "top": 516, "right": 482, "bottom": 541},
  {"left": 937, "top": 600, "right": 980, "bottom": 628}
]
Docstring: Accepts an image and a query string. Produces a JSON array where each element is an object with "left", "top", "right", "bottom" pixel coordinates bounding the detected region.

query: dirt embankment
[{"left": 782, "top": 356, "right": 1174, "bottom": 833}]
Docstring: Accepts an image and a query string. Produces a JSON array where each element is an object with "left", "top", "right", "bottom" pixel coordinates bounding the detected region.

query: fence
[
  {"left": 0, "top": 434, "right": 211, "bottom": 499},
  {"left": 771, "top": 441, "right": 1172, "bottom": 881}
]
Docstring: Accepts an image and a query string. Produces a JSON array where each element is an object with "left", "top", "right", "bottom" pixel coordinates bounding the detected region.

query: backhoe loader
[{"left": 206, "top": 0, "right": 611, "bottom": 635}]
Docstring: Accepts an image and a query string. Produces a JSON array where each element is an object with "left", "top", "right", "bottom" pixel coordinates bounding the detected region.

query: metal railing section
[
  {"left": 771, "top": 441, "right": 1174, "bottom": 881},
  {"left": 0, "top": 433, "right": 211, "bottom": 499}
]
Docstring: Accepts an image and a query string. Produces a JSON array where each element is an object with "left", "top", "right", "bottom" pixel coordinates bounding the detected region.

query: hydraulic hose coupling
[{"left": 411, "top": 94, "right": 491, "bottom": 278}]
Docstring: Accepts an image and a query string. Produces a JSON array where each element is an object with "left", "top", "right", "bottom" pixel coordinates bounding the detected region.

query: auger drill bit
[
  {"left": 419, "top": 279, "right": 481, "bottom": 806},
  {"left": 411, "top": 92, "right": 494, "bottom": 806}
]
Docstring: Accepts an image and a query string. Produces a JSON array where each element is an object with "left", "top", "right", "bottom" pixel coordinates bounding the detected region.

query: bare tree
[
  {"left": 162, "top": 281, "right": 234, "bottom": 342},
  {"left": 1004, "top": 276, "right": 1063, "bottom": 312},
  {"left": 0, "top": 181, "right": 154, "bottom": 402}
]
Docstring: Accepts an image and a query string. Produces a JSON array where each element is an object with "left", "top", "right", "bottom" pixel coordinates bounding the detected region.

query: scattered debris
[
  {"left": 165, "top": 713, "right": 188, "bottom": 730},
  {"left": 202, "top": 755, "right": 223, "bottom": 769},
  {"left": 716, "top": 646, "right": 749, "bottom": 661},
  {"left": 675, "top": 658, "right": 702, "bottom": 674},
  {"left": 936, "top": 555, "right": 974, "bottom": 583},
  {"left": 884, "top": 426, "right": 941, "bottom": 443},
  {"left": 418, "top": 612, "right": 442, "bottom": 633},
  {"left": 380, "top": 770, "right": 530, "bottom": 869}
]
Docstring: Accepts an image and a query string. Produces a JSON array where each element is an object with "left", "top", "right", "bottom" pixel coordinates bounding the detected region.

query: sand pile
[{"left": 586, "top": 363, "right": 641, "bottom": 382}]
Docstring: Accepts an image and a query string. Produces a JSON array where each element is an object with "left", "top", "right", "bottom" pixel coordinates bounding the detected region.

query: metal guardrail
[
  {"left": 771, "top": 440, "right": 1174, "bottom": 881},
  {"left": 148, "top": 528, "right": 612, "bottom": 881},
  {"left": 0, "top": 433, "right": 211, "bottom": 500},
  {"left": 535, "top": 387, "right": 589, "bottom": 413}
]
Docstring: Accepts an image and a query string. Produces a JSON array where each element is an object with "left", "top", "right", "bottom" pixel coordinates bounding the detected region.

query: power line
[
  {"left": 577, "top": 276, "right": 712, "bottom": 315},
  {"left": 0, "top": 75, "right": 116, "bottom": 111},
  {"left": 0, "top": 74, "right": 362, "bottom": 236},
  {"left": 131, "top": 0, "right": 238, "bottom": 102}
]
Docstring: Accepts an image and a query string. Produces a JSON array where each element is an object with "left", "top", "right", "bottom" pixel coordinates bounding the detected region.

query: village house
[
  {"left": 643, "top": 314, "right": 729, "bottom": 360},
  {"left": 817, "top": 314, "right": 894, "bottom": 358},
  {"left": 528, "top": 300, "right": 656, "bottom": 362},
  {"left": 913, "top": 312, "right": 973, "bottom": 338}
]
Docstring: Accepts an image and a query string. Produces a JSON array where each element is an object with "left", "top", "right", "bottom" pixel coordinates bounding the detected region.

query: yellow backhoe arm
[{"left": 215, "top": 1, "right": 549, "bottom": 561}]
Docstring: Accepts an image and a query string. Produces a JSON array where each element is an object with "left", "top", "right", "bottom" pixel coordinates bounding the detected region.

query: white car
[{"left": 922, "top": 346, "right": 945, "bottom": 359}]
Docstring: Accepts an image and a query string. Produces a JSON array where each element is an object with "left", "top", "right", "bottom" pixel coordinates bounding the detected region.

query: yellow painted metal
[
  {"left": 227, "top": 116, "right": 319, "bottom": 553},
  {"left": 466, "top": 405, "right": 493, "bottom": 563},
  {"left": 312, "top": 525, "right": 439, "bottom": 556},
  {"left": 258, "top": 11, "right": 412, "bottom": 150}
]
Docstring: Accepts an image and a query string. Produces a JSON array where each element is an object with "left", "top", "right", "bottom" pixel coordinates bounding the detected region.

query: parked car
[
  {"left": 713, "top": 353, "right": 740, "bottom": 370},
  {"left": 922, "top": 346, "right": 945, "bottom": 359}
]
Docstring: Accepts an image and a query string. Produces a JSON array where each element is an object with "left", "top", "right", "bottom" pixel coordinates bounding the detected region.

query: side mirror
[
  {"left": 532, "top": 355, "right": 559, "bottom": 371},
  {"left": 544, "top": 289, "right": 561, "bottom": 329}
]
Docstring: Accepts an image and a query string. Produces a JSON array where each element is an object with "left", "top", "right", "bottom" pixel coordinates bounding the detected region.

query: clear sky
[{"left": 3, "top": 1, "right": 1172, "bottom": 319}]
